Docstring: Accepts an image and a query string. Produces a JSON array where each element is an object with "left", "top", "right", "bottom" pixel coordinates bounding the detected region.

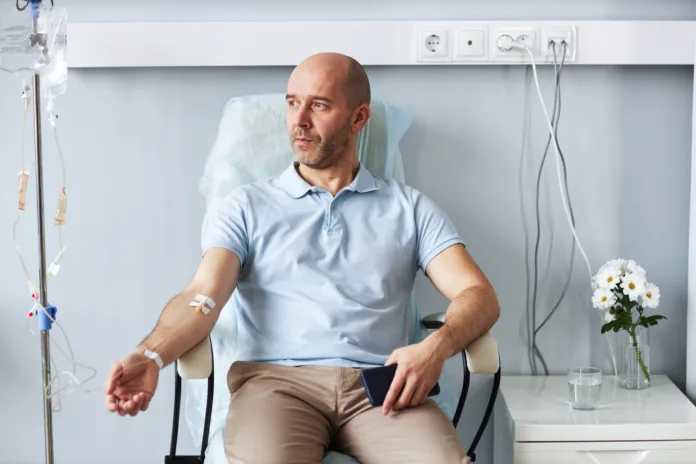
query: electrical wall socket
[
  {"left": 453, "top": 29, "right": 487, "bottom": 60},
  {"left": 416, "top": 28, "right": 450, "bottom": 62},
  {"left": 491, "top": 26, "right": 539, "bottom": 60}
]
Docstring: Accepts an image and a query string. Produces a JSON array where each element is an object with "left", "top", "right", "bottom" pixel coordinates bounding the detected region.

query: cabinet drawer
[{"left": 515, "top": 441, "right": 696, "bottom": 464}]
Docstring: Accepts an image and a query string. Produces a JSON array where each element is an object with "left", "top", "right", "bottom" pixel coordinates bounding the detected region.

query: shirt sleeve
[
  {"left": 412, "top": 188, "right": 465, "bottom": 272},
  {"left": 201, "top": 188, "right": 250, "bottom": 267}
]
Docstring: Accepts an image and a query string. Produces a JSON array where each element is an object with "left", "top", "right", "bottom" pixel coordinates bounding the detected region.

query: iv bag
[
  {"left": 0, "top": 3, "right": 67, "bottom": 100},
  {"left": 40, "top": 7, "right": 67, "bottom": 101}
]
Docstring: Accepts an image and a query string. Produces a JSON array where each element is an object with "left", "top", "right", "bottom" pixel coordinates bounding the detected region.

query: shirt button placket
[
  {"left": 323, "top": 194, "right": 332, "bottom": 232},
  {"left": 326, "top": 197, "right": 338, "bottom": 233},
  {"left": 325, "top": 204, "right": 330, "bottom": 231}
]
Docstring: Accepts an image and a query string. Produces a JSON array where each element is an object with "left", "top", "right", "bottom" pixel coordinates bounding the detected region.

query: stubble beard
[{"left": 292, "top": 119, "right": 352, "bottom": 170}]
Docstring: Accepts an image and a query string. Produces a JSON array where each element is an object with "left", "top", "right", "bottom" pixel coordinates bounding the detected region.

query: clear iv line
[
  {"left": 14, "top": 88, "right": 36, "bottom": 292},
  {"left": 14, "top": 86, "right": 100, "bottom": 408}
]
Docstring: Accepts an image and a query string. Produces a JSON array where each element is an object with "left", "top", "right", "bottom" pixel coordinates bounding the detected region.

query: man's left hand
[{"left": 381, "top": 339, "right": 447, "bottom": 415}]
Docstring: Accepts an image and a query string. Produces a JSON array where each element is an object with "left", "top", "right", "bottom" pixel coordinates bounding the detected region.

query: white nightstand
[{"left": 493, "top": 375, "right": 696, "bottom": 463}]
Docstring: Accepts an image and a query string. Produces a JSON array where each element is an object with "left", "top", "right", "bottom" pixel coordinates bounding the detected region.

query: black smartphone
[{"left": 360, "top": 364, "right": 441, "bottom": 407}]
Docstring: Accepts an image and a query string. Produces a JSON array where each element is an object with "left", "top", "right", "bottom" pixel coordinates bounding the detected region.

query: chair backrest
[
  {"left": 199, "top": 93, "right": 411, "bottom": 230},
  {"left": 183, "top": 93, "right": 416, "bottom": 448}
]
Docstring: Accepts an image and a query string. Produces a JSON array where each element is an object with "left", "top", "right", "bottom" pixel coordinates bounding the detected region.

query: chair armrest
[
  {"left": 177, "top": 336, "right": 213, "bottom": 380},
  {"left": 464, "top": 331, "right": 499, "bottom": 375},
  {"left": 421, "top": 312, "right": 500, "bottom": 374}
]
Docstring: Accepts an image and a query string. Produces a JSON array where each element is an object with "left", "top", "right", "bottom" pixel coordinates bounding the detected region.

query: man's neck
[{"left": 297, "top": 156, "right": 360, "bottom": 197}]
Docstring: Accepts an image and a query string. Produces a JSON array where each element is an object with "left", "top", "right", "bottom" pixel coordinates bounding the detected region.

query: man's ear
[{"left": 352, "top": 104, "right": 371, "bottom": 134}]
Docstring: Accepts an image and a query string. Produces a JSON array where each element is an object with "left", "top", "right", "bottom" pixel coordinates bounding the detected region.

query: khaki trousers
[{"left": 224, "top": 361, "right": 469, "bottom": 464}]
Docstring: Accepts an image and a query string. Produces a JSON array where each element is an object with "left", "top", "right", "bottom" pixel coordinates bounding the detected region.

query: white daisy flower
[
  {"left": 626, "top": 260, "right": 646, "bottom": 278},
  {"left": 604, "top": 310, "right": 616, "bottom": 323},
  {"left": 599, "top": 258, "right": 625, "bottom": 275},
  {"left": 642, "top": 282, "right": 660, "bottom": 308},
  {"left": 621, "top": 272, "right": 646, "bottom": 301},
  {"left": 595, "top": 266, "right": 621, "bottom": 290},
  {"left": 592, "top": 287, "right": 616, "bottom": 310}
]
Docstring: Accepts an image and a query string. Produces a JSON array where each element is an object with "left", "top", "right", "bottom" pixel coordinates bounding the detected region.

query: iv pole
[
  {"left": 33, "top": 70, "right": 55, "bottom": 464},
  {"left": 26, "top": 0, "right": 55, "bottom": 461}
]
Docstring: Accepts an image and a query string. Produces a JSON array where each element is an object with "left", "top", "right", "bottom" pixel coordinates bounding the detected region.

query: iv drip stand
[
  {"left": 9, "top": 1, "right": 58, "bottom": 462},
  {"left": 32, "top": 65, "right": 55, "bottom": 464}
]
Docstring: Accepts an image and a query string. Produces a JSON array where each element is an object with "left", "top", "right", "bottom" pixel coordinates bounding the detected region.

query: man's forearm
[
  {"left": 425, "top": 284, "right": 500, "bottom": 361},
  {"left": 135, "top": 285, "right": 223, "bottom": 368}
]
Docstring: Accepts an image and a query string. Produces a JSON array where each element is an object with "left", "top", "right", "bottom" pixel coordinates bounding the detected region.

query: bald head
[
  {"left": 294, "top": 53, "right": 371, "bottom": 109},
  {"left": 343, "top": 55, "right": 371, "bottom": 107},
  {"left": 286, "top": 53, "right": 372, "bottom": 170}
]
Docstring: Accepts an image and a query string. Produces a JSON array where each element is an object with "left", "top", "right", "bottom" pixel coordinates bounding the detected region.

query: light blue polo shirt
[{"left": 201, "top": 162, "right": 465, "bottom": 368}]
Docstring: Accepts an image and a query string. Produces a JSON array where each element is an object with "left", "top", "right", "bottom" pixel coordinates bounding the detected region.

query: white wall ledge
[{"left": 67, "top": 20, "right": 696, "bottom": 68}]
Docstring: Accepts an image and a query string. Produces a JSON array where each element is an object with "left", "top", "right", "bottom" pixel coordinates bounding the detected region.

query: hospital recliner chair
[
  {"left": 161, "top": 93, "right": 501, "bottom": 463},
  {"left": 164, "top": 321, "right": 501, "bottom": 463}
]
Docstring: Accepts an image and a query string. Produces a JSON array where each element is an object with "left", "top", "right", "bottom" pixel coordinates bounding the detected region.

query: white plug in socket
[
  {"left": 491, "top": 26, "right": 538, "bottom": 60},
  {"left": 454, "top": 29, "right": 486, "bottom": 60},
  {"left": 416, "top": 28, "right": 450, "bottom": 62}
]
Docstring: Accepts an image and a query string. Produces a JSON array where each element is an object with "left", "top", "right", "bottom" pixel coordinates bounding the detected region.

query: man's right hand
[{"left": 105, "top": 351, "right": 160, "bottom": 417}]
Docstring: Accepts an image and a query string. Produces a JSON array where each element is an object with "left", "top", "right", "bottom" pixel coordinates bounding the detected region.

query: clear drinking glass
[{"left": 567, "top": 367, "right": 602, "bottom": 410}]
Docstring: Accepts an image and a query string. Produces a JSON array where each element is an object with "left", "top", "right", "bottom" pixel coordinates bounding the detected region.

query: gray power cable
[
  {"left": 530, "top": 42, "right": 564, "bottom": 375},
  {"left": 526, "top": 44, "right": 564, "bottom": 375},
  {"left": 529, "top": 41, "right": 578, "bottom": 375}
]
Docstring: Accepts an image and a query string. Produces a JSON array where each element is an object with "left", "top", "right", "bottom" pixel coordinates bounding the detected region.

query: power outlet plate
[
  {"left": 416, "top": 28, "right": 450, "bottom": 62},
  {"left": 413, "top": 22, "right": 576, "bottom": 64},
  {"left": 453, "top": 29, "right": 487, "bottom": 61},
  {"left": 491, "top": 26, "right": 539, "bottom": 61}
]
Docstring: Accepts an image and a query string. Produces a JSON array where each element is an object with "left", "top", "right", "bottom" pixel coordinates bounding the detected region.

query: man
[{"left": 105, "top": 52, "right": 500, "bottom": 463}]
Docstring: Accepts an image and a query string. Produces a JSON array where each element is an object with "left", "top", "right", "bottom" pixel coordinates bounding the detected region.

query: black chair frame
[{"left": 164, "top": 321, "right": 501, "bottom": 463}]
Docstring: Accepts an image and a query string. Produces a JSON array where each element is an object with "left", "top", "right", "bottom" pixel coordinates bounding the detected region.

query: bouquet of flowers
[{"left": 591, "top": 258, "right": 665, "bottom": 382}]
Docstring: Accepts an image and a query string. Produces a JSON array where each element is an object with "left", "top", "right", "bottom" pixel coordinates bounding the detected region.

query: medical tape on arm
[
  {"left": 143, "top": 349, "right": 164, "bottom": 370},
  {"left": 188, "top": 294, "right": 216, "bottom": 315}
]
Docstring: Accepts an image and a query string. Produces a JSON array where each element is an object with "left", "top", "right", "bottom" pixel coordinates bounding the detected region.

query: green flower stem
[{"left": 629, "top": 325, "right": 650, "bottom": 383}]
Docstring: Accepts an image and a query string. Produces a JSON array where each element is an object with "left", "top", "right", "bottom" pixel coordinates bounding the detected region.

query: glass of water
[{"left": 567, "top": 367, "right": 602, "bottom": 410}]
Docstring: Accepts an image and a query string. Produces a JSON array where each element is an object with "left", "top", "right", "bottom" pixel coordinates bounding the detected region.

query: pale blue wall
[{"left": 0, "top": 1, "right": 694, "bottom": 463}]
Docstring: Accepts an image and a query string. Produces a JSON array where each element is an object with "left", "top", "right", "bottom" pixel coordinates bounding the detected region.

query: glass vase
[{"left": 619, "top": 326, "right": 650, "bottom": 390}]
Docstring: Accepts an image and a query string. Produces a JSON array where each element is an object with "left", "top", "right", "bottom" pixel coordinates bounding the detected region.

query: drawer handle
[{"left": 581, "top": 450, "right": 650, "bottom": 464}]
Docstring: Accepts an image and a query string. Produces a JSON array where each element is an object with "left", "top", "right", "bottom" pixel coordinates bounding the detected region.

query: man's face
[{"left": 285, "top": 64, "right": 356, "bottom": 169}]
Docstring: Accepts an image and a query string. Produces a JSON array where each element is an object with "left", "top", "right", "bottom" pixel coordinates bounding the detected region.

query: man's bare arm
[
  {"left": 134, "top": 247, "right": 241, "bottom": 368},
  {"left": 422, "top": 244, "right": 500, "bottom": 361}
]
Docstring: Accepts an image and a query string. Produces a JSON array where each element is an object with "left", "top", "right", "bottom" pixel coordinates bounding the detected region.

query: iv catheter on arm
[{"left": 134, "top": 248, "right": 241, "bottom": 371}]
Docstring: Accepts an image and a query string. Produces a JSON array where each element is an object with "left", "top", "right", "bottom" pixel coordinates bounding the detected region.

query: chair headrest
[{"left": 199, "top": 93, "right": 412, "bottom": 209}]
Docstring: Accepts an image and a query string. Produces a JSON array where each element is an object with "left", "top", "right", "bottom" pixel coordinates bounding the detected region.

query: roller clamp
[{"left": 35, "top": 304, "right": 57, "bottom": 331}]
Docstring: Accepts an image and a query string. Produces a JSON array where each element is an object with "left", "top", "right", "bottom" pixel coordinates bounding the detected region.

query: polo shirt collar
[{"left": 279, "top": 161, "right": 378, "bottom": 198}]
